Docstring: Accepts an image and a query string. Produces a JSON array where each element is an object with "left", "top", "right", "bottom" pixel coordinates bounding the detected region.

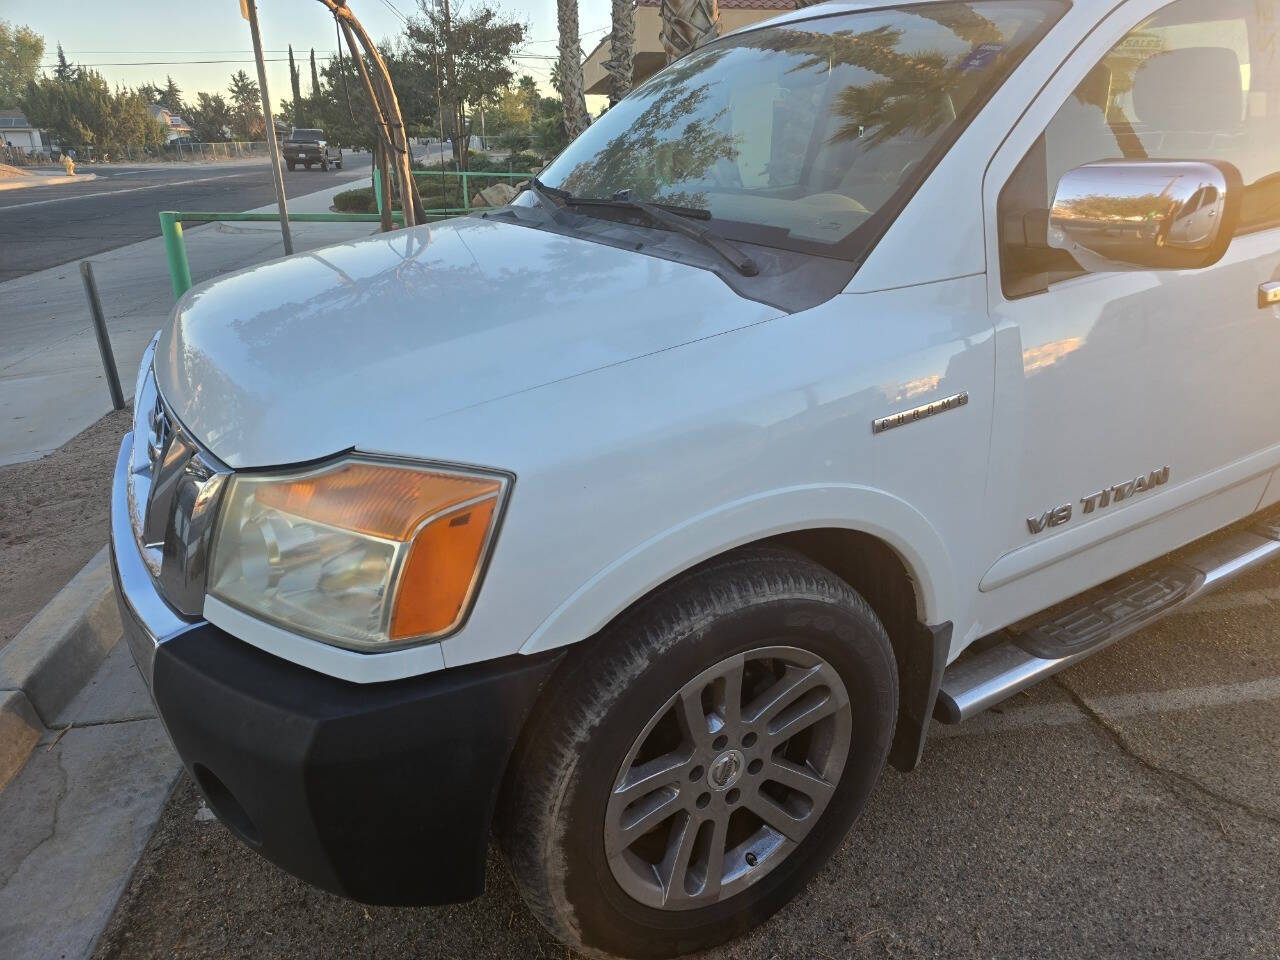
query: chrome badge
[
  {"left": 1028, "top": 467, "right": 1171, "bottom": 536},
  {"left": 872, "top": 392, "right": 968, "bottom": 434}
]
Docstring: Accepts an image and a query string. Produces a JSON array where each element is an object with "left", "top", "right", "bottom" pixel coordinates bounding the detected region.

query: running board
[{"left": 936, "top": 521, "right": 1280, "bottom": 724}]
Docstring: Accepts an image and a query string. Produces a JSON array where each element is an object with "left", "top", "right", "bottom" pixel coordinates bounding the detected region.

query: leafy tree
[
  {"left": 406, "top": 0, "right": 525, "bottom": 169},
  {"left": 188, "top": 92, "right": 233, "bottom": 141},
  {"left": 226, "top": 69, "right": 263, "bottom": 140},
  {"left": 21, "top": 68, "right": 166, "bottom": 149},
  {"left": 0, "top": 20, "right": 44, "bottom": 109},
  {"left": 532, "top": 93, "right": 570, "bottom": 157}
]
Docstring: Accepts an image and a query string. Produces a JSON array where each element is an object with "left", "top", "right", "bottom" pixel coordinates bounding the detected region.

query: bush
[
  {"left": 333, "top": 187, "right": 377, "bottom": 213},
  {"left": 504, "top": 152, "right": 542, "bottom": 171}
]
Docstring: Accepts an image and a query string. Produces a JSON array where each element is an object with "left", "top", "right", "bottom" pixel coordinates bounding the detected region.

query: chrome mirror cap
[{"left": 1048, "top": 160, "right": 1242, "bottom": 271}]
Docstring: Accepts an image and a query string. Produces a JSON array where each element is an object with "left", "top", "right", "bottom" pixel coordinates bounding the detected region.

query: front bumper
[{"left": 110, "top": 431, "right": 561, "bottom": 905}]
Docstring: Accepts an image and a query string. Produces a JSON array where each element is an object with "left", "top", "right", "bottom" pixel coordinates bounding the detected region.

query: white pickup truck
[{"left": 111, "top": 0, "right": 1280, "bottom": 956}]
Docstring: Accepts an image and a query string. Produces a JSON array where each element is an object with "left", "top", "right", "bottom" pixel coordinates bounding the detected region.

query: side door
[{"left": 975, "top": 0, "right": 1280, "bottom": 631}]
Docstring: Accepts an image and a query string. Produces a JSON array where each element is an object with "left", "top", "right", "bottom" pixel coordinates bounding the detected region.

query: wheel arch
[{"left": 517, "top": 486, "right": 956, "bottom": 771}]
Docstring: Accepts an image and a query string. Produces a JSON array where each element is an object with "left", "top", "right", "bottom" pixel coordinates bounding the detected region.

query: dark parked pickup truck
[{"left": 282, "top": 128, "right": 342, "bottom": 171}]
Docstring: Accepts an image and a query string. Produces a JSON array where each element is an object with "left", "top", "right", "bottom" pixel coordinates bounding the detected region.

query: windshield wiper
[{"left": 529, "top": 179, "right": 759, "bottom": 277}]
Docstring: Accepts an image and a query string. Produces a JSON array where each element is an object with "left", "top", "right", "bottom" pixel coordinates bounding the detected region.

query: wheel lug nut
[{"left": 745, "top": 852, "right": 758, "bottom": 867}]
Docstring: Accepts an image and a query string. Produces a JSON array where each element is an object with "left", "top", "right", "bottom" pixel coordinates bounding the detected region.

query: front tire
[
  {"left": 286, "top": 160, "right": 295, "bottom": 171},
  {"left": 499, "top": 547, "right": 897, "bottom": 959}
]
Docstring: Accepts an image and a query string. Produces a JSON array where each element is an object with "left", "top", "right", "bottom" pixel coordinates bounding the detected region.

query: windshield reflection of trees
[
  {"left": 554, "top": 4, "right": 1018, "bottom": 204},
  {"left": 738, "top": 5, "right": 1007, "bottom": 148},
  {"left": 558, "top": 50, "right": 737, "bottom": 206}
]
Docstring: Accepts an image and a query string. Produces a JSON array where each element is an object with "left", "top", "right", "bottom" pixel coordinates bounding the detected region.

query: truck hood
[{"left": 156, "top": 217, "right": 783, "bottom": 468}]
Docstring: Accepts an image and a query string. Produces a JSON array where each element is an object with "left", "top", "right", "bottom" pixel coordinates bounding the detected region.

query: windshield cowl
[{"left": 490, "top": 190, "right": 854, "bottom": 313}]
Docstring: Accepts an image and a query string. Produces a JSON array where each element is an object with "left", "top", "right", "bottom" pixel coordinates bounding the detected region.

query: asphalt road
[
  {"left": 0, "top": 154, "right": 372, "bottom": 282},
  {"left": 91, "top": 558, "right": 1280, "bottom": 959}
]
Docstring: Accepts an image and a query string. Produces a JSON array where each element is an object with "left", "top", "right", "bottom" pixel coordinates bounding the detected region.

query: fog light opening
[{"left": 193, "top": 763, "right": 262, "bottom": 847}]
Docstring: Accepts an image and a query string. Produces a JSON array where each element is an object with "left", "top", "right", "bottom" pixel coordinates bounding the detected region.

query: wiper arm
[
  {"left": 612, "top": 197, "right": 759, "bottom": 277},
  {"left": 531, "top": 180, "right": 759, "bottom": 277}
]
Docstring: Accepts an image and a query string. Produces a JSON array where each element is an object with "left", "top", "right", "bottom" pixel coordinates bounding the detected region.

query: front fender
[{"left": 519, "top": 483, "right": 954, "bottom": 656}]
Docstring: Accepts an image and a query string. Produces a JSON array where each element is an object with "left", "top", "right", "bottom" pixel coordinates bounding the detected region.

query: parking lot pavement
[{"left": 90, "top": 564, "right": 1280, "bottom": 960}]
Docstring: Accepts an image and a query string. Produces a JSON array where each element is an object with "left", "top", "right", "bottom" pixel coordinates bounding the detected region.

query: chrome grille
[{"left": 128, "top": 339, "right": 230, "bottom": 618}]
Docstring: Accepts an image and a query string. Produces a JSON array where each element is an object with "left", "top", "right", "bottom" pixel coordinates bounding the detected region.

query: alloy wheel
[{"left": 603, "top": 645, "right": 852, "bottom": 910}]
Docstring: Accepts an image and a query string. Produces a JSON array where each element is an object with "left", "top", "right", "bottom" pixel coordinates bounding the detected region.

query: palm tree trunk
[
  {"left": 659, "top": 0, "right": 719, "bottom": 63},
  {"left": 557, "top": 0, "right": 591, "bottom": 138},
  {"left": 605, "top": 0, "right": 635, "bottom": 106}
]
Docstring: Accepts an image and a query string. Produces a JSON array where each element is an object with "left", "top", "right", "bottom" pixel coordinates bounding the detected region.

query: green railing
[
  {"left": 159, "top": 210, "right": 404, "bottom": 299},
  {"left": 159, "top": 170, "right": 531, "bottom": 300},
  {"left": 380, "top": 168, "right": 531, "bottom": 216}
]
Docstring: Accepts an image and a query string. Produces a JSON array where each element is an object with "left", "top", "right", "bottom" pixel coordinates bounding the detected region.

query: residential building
[
  {"left": 0, "top": 110, "right": 44, "bottom": 153},
  {"left": 149, "top": 105, "right": 194, "bottom": 142},
  {"left": 582, "top": 0, "right": 796, "bottom": 97}
]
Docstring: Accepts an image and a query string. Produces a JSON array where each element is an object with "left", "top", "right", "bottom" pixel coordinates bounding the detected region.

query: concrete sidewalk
[
  {"left": 0, "top": 171, "right": 98, "bottom": 192},
  {"left": 0, "top": 174, "right": 377, "bottom": 466},
  {"left": 0, "top": 637, "right": 180, "bottom": 960}
]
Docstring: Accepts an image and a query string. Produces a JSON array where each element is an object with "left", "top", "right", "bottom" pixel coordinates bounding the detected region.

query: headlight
[{"left": 208, "top": 458, "right": 509, "bottom": 650}]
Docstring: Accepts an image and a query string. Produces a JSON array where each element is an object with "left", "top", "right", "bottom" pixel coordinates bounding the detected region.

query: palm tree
[
  {"left": 557, "top": 0, "right": 591, "bottom": 138},
  {"left": 659, "top": 0, "right": 719, "bottom": 62},
  {"left": 605, "top": 0, "right": 635, "bottom": 106}
]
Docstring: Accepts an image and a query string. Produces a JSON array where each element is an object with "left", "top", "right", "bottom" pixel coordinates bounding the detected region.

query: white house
[
  {"left": 149, "top": 105, "right": 194, "bottom": 142},
  {"left": 0, "top": 110, "right": 44, "bottom": 153}
]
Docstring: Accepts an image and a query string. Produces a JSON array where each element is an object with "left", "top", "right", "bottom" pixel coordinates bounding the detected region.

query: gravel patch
[{"left": 0, "top": 409, "right": 130, "bottom": 650}]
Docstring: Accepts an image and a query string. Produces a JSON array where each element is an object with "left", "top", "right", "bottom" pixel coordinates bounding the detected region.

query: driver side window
[{"left": 999, "top": 0, "right": 1280, "bottom": 298}]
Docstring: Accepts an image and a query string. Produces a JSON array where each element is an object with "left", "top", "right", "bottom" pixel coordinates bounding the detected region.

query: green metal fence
[
  {"left": 381, "top": 169, "right": 531, "bottom": 216},
  {"left": 159, "top": 170, "right": 531, "bottom": 300},
  {"left": 159, "top": 210, "right": 403, "bottom": 299}
]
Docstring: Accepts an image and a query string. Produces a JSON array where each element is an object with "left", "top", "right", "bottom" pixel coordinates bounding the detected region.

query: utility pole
[{"left": 244, "top": 0, "right": 293, "bottom": 254}]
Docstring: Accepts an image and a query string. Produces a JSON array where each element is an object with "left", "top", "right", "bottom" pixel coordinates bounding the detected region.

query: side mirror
[{"left": 1048, "top": 160, "right": 1242, "bottom": 270}]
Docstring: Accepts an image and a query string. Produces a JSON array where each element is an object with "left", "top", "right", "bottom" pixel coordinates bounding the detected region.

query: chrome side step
[{"left": 936, "top": 522, "right": 1280, "bottom": 724}]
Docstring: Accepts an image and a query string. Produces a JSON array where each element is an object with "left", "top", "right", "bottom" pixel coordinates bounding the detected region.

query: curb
[
  {"left": 0, "top": 545, "right": 120, "bottom": 789},
  {"left": 0, "top": 172, "right": 97, "bottom": 192}
]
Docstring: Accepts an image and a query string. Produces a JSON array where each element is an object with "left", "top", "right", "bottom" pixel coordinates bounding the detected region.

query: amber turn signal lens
[{"left": 390, "top": 497, "right": 498, "bottom": 639}]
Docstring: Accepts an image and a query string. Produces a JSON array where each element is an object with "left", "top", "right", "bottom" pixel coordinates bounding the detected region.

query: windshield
[{"left": 538, "top": 1, "right": 1063, "bottom": 258}]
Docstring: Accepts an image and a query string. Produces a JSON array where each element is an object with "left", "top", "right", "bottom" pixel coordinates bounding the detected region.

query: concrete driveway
[{"left": 85, "top": 560, "right": 1280, "bottom": 959}]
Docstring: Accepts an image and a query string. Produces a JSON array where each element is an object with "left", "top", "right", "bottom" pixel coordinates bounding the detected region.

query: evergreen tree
[
  {"left": 288, "top": 45, "right": 302, "bottom": 124},
  {"left": 53, "top": 42, "right": 73, "bottom": 81},
  {"left": 161, "top": 75, "right": 184, "bottom": 114},
  {"left": 309, "top": 48, "right": 321, "bottom": 100}
]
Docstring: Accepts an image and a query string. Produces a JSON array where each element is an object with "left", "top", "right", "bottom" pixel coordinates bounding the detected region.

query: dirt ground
[
  {"left": 91, "top": 565, "right": 1280, "bottom": 960},
  {"left": 0, "top": 408, "right": 131, "bottom": 649}
]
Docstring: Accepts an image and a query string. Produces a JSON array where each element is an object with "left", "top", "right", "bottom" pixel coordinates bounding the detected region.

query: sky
[{"left": 2, "top": 0, "right": 612, "bottom": 110}]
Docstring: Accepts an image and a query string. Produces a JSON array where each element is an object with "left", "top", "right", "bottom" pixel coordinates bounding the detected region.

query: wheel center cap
[{"left": 707, "top": 749, "right": 745, "bottom": 790}]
